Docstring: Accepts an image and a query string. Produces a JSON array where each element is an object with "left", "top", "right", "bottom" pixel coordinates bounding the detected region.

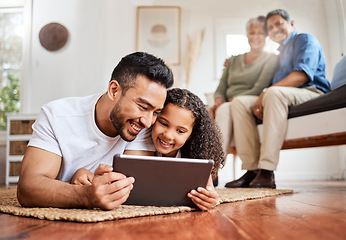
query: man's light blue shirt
[{"left": 273, "top": 30, "right": 331, "bottom": 93}]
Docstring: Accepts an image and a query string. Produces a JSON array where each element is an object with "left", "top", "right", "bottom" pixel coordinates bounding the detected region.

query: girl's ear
[{"left": 107, "top": 80, "right": 121, "bottom": 101}]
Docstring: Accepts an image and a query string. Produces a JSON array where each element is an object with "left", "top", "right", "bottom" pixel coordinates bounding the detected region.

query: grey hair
[
  {"left": 266, "top": 9, "right": 293, "bottom": 23},
  {"left": 246, "top": 15, "right": 266, "bottom": 33}
]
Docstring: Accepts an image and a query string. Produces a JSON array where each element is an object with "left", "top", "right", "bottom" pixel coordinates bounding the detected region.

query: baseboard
[
  {"left": 275, "top": 171, "right": 344, "bottom": 181},
  {"left": 218, "top": 162, "right": 345, "bottom": 183}
]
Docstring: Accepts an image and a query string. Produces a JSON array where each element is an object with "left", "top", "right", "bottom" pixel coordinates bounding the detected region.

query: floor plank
[{"left": 0, "top": 181, "right": 345, "bottom": 240}]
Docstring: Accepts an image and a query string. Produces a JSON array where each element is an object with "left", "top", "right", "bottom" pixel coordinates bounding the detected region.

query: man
[
  {"left": 225, "top": 9, "right": 330, "bottom": 188},
  {"left": 17, "top": 52, "right": 174, "bottom": 210}
]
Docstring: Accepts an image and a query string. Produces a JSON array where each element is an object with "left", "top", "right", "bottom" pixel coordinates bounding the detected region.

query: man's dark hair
[{"left": 110, "top": 52, "right": 174, "bottom": 94}]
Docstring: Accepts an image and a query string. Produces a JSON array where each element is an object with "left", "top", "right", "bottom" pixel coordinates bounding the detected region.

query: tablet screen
[{"left": 113, "top": 154, "right": 214, "bottom": 207}]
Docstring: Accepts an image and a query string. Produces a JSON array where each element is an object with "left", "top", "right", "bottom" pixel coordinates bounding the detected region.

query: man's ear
[
  {"left": 107, "top": 80, "right": 121, "bottom": 101},
  {"left": 290, "top": 20, "right": 295, "bottom": 28}
]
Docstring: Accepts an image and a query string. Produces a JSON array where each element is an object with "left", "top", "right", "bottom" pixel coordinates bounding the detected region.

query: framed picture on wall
[{"left": 136, "top": 6, "right": 181, "bottom": 65}]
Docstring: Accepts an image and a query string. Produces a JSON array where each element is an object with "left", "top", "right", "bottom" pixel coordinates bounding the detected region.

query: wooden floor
[{"left": 0, "top": 181, "right": 345, "bottom": 240}]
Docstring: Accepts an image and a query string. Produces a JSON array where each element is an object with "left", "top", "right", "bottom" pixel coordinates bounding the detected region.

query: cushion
[{"left": 331, "top": 56, "right": 346, "bottom": 90}]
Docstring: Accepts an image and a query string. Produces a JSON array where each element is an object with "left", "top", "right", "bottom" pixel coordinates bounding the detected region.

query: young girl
[
  {"left": 72, "top": 88, "right": 225, "bottom": 210},
  {"left": 149, "top": 88, "right": 225, "bottom": 210}
]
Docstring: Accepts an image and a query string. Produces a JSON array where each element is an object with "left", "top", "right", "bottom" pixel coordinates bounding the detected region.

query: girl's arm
[{"left": 71, "top": 168, "right": 94, "bottom": 185}]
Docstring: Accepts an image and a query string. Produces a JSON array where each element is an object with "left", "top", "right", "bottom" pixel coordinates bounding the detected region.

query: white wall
[
  {"left": 24, "top": 0, "right": 139, "bottom": 113},
  {"left": 9, "top": 0, "right": 345, "bottom": 184},
  {"left": 23, "top": 0, "right": 344, "bottom": 113},
  {"left": 156, "top": 0, "right": 338, "bottom": 98}
]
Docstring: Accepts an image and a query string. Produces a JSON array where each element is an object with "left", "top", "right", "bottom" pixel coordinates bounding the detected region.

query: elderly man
[{"left": 225, "top": 9, "right": 331, "bottom": 188}]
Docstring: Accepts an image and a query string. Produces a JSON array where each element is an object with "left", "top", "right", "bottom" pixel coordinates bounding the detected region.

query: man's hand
[{"left": 85, "top": 164, "right": 135, "bottom": 210}]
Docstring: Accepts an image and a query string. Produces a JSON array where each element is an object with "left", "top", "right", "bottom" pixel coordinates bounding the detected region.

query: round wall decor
[{"left": 39, "top": 22, "right": 69, "bottom": 51}]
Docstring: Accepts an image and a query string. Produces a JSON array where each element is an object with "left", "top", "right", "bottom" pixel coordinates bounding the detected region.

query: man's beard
[{"left": 109, "top": 99, "right": 137, "bottom": 142}]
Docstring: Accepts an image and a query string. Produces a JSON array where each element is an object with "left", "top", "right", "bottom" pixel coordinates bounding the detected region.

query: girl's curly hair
[{"left": 164, "top": 88, "right": 225, "bottom": 178}]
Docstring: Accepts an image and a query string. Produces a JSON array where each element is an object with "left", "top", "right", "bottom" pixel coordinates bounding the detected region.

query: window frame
[{"left": 0, "top": 0, "right": 31, "bottom": 140}]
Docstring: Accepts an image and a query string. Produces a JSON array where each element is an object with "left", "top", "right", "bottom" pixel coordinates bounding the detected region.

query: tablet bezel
[{"left": 112, "top": 154, "right": 214, "bottom": 207}]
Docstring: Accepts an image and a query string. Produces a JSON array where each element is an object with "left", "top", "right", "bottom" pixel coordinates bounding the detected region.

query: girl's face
[{"left": 151, "top": 103, "right": 195, "bottom": 157}]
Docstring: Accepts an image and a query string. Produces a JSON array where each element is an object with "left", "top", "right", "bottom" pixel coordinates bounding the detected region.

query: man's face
[
  {"left": 110, "top": 75, "right": 167, "bottom": 142},
  {"left": 266, "top": 14, "right": 295, "bottom": 44}
]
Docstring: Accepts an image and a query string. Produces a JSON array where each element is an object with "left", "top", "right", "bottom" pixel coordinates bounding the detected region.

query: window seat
[{"left": 253, "top": 84, "right": 346, "bottom": 150}]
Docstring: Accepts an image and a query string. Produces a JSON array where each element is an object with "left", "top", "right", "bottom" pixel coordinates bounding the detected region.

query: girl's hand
[
  {"left": 71, "top": 168, "right": 94, "bottom": 185},
  {"left": 187, "top": 176, "right": 219, "bottom": 211}
]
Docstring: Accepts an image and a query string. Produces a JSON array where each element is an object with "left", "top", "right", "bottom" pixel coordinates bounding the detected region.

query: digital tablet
[{"left": 112, "top": 154, "right": 214, "bottom": 207}]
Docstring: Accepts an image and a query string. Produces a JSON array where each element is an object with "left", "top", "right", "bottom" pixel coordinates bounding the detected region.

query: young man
[
  {"left": 17, "top": 52, "right": 174, "bottom": 210},
  {"left": 225, "top": 9, "right": 331, "bottom": 188}
]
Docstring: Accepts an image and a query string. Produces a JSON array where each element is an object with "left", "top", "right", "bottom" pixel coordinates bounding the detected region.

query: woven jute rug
[{"left": 0, "top": 188, "right": 293, "bottom": 223}]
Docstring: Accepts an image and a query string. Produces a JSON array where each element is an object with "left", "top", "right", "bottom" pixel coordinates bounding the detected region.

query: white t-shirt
[
  {"left": 155, "top": 150, "right": 181, "bottom": 158},
  {"left": 28, "top": 93, "right": 155, "bottom": 182}
]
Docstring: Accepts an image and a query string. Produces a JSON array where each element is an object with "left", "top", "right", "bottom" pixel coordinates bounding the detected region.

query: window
[
  {"left": 0, "top": 4, "right": 24, "bottom": 130},
  {"left": 226, "top": 34, "right": 250, "bottom": 57},
  {"left": 226, "top": 34, "right": 279, "bottom": 58}
]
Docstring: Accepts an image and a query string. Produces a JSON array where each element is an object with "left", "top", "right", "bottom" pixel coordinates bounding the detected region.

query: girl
[
  {"left": 149, "top": 88, "right": 225, "bottom": 210},
  {"left": 72, "top": 88, "right": 225, "bottom": 210}
]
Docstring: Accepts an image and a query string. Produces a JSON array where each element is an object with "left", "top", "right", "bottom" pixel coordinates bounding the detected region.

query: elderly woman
[{"left": 209, "top": 16, "right": 279, "bottom": 187}]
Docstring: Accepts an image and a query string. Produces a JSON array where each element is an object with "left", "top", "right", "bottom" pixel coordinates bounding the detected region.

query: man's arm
[
  {"left": 17, "top": 146, "right": 134, "bottom": 210},
  {"left": 271, "top": 71, "right": 309, "bottom": 88},
  {"left": 253, "top": 71, "right": 309, "bottom": 119}
]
